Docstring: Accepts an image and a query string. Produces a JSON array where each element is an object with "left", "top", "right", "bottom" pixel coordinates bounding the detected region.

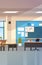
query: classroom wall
[
  {"left": 0, "top": 16, "right": 42, "bottom": 44},
  {"left": 8, "top": 16, "right": 42, "bottom": 43},
  {"left": 5, "top": 16, "right": 37, "bottom": 44}
]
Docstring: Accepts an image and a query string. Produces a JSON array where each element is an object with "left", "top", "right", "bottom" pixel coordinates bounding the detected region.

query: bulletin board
[{"left": 16, "top": 21, "right": 42, "bottom": 45}]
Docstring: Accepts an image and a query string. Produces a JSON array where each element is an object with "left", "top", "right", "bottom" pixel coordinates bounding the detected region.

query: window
[{"left": 0, "top": 21, "right": 5, "bottom": 40}]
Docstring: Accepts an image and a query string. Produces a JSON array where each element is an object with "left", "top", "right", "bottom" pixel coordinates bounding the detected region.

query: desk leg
[
  {"left": 8, "top": 46, "right": 9, "bottom": 51},
  {"left": 12, "top": 48, "right": 14, "bottom": 51},
  {"left": 0, "top": 47, "right": 2, "bottom": 51},
  {"left": 33, "top": 47, "right": 39, "bottom": 51},
  {"left": 30, "top": 47, "right": 32, "bottom": 51},
  {"left": 3, "top": 46, "right": 5, "bottom": 51},
  {"left": 24, "top": 47, "right": 26, "bottom": 51},
  {"left": 16, "top": 46, "right": 17, "bottom": 51},
  {"left": 16, "top": 48, "right": 17, "bottom": 51},
  {"left": 35, "top": 47, "right": 39, "bottom": 51}
]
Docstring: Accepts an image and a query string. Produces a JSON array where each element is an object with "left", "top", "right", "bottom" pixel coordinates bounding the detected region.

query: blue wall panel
[{"left": 16, "top": 21, "right": 42, "bottom": 45}]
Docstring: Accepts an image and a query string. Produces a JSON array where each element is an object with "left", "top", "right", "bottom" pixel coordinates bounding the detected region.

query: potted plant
[{"left": 18, "top": 38, "right": 22, "bottom": 46}]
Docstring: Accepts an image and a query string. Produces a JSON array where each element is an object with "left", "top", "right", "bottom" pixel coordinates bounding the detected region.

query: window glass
[
  {"left": 0, "top": 22, "right": 3, "bottom": 27},
  {"left": 0, "top": 21, "right": 5, "bottom": 40}
]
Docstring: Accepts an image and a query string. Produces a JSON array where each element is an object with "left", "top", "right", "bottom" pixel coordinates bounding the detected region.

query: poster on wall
[
  {"left": 17, "top": 27, "right": 24, "bottom": 31},
  {"left": 18, "top": 32, "right": 21, "bottom": 34},
  {"left": 25, "top": 32, "right": 28, "bottom": 37},
  {"left": 21, "top": 32, "right": 24, "bottom": 37},
  {"left": 25, "top": 27, "right": 28, "bottom": 32},
  {"left": 39, "top": 23, "right": 42, "bottom": 26},
  {"left": 28, "top": 26, "right": 34, "bottom": 32},
  {"left": 31, "top": 24, "right": 34, "bottom": 26}
]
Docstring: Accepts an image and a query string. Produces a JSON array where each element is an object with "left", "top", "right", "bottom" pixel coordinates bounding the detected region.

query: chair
[
  {"left": 34, "top": 38, "right": 40, "bottom": 51},
  {"left": 1, "top": 40, "right": 6, "bottom": 51},
  {"left": 36, "top": 38, "right": 40, "bottom": 42}
]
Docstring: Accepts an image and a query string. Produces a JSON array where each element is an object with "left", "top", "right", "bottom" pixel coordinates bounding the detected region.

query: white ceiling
[
  {"left": 21, "top": 5, "right": 42, "bottom": 16},
  {"left": 0, "top": 0, "right": 42, "bottom": 16}
]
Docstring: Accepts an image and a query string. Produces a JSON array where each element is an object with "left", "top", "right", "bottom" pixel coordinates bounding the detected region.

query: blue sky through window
[
  {"left": 0, "top": 22, "right": 3, "bottom": 27},
  {"left": 0, "top": 21, "right": 4, "bottom": 40}
]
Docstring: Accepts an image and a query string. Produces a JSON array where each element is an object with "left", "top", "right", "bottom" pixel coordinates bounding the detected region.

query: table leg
[
  {"left": 35, "top": 47, "right": 39, "bottom": 51},
  {"left": 3, "top": 46, "right": 5, "bottom": 51},
  {"left": 30, "top": 47, "right": 32, "bottom": 51},
  {"left": 12, "top": 48, "right": 14, "bottom": 51},
  {"left": 16, "top": 45, "right": 17, "bottom": 51},
  {"left": 24, "top": 47, "right": 26, "bottom": 51},
  {"left": 0, "top": 47, "right": 2, "bottom": 51},
  {"left": 8, "top": 46, "right": 9, "bottom": 51},
  {"left": 33, "top": 47, "right": 39, "bottom": 51}
]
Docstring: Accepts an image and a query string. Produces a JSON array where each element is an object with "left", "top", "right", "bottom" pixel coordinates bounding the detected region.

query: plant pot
[{"left": 18, "top": 43, "right": 22, "bottom": 46}]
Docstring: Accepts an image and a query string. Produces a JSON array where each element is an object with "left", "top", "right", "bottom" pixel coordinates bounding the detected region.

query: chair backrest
[
  {"left": 36, "top": 38, "right": 40, "bottom": 42},
  {"left": 0, "top": 40, "right": 6, "bottom": 46}
]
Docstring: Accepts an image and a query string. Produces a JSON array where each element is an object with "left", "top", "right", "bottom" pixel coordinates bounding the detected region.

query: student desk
[
  {"left": 24, "top": 42, "right": 42, "bottom": 51},
  {"left": 0, "top": 40, "right": 17, "bottom": 51},
  {"left": 1, "top": 44, "right": 17, "bottom": 51},
  {"left": 7, "top": 44, "right": 17, "bottom": 51}
]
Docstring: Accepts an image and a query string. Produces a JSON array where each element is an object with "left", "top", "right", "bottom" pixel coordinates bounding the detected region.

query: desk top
[
  {"left": 24, "top": 42, "right": 42, "bottom": 47},
  {"left": 0, "top": 40, "right": 6, "bottom": 42},
  {"left": 25, "top": 42, "right": 42, "bottom": 44},
  {"left": 0, "top": 44, "right": 17, "bottom": 45}
]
